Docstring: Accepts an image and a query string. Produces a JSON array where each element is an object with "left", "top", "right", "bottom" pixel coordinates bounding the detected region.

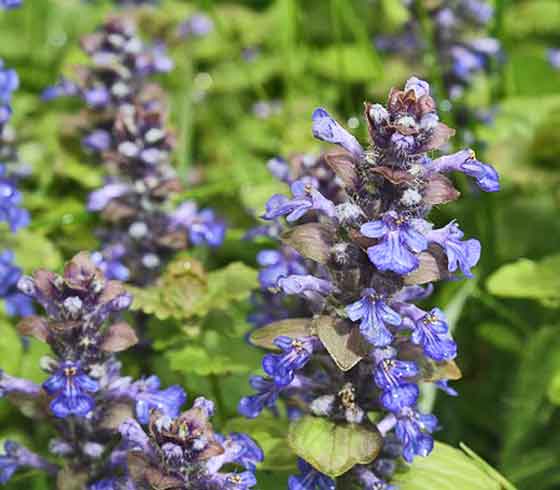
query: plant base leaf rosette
[{"left": 239, "top": 77, "right": 502, "bottom": 487}]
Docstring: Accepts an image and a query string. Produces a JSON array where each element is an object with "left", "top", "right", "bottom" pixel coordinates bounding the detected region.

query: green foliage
[
  {"left": 288, "top": 416, "right": 383, "bottom": 478},
  {"left": 486, "top": 254, "right": 560, "bottom": 303},
  {"left": 394, "top": 442, "right": 515, "bottom": 490}
]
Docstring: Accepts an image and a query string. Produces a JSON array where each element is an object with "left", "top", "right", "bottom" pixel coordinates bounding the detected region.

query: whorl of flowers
[
  {"left": 240, "top": 77, "right": 499, "bottom": 488},
  {"left": 377, "top": 0, "right": 500, "bottom": 100},
  {"left": 0, "top": 253, "right": 261, "bottom": 488},
  {"left": 44, "top": 17, "right": 225, "bottom": 285},
  {"left": 0, "top": 54, "right": 33, "bottom": 317}
]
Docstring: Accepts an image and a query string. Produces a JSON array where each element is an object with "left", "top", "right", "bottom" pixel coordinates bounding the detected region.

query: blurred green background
[{"left": 1, "top": 0, "right": 560, "bottom": 488}]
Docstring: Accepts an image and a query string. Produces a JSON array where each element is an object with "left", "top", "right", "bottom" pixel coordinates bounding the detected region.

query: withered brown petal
[
  {"left": 145, "top": 467, "right": 184, "bottom": 490},
  {"left": 281, "top": 223, "right": 336, "bottom": 264},
  {"left": 98, "top": 280, "right": 126, "bottom": 305},
  {"left": 17, "top": 316, "right": 49, "bottom": 342},
  {"left": 423, "top": 173, "right": 461, "bottom": 205},
  {"left": 404, "top": 245, "right": 450, "bottom": 285},
  {"left": 315, "top": 316, "right": 369, "bottom": 371},
  {"left": 155, "top": 231, "right": 188, "bottom": 250},
  {"left": 324, "top": 151, "right": 358, "bottom": 190},
  {"left": 370, "top": 166, "right": 414, "bottom": 185},
  {"left": 101, "top": 322, "right": 138, "bottom": 352},
  {"left": 417, "top": 123, "right": 456, "bottom": 152},
  {"left": 33, "top": 269, "right": 57, "bottom": 299},
  {"left": 249, "top": 318, "right": 314, "bottom": 350}
]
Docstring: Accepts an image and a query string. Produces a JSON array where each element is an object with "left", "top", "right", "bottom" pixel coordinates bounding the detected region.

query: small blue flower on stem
[
  {"left": 345, "top": 289, "right": 401, "bottom": 346},
  {"left": 410, "top": 307, "right": 457, "bottom": 361},
  {"left": 238, "top": 376, "right": 282, "bottom": 419},
  {"left": 131, "top": 375, "right": 186, "bottom": 424},
  {"left": 374, "top": 358, "right": 419, "bottom": 391},
  {"left": 360, "top": 212, "right": 428, "bottom": 275},
  {"left": 0, "top": 441, "right": 23, "bottom": 484},
  {"left": 0, "top": 60, "right": 18, "bottom": 124},
  {"left": 311, "top": 108, "right": 364, "bottom": 159},
  {"left": 428, "top": 149, "right": 499, "bottom": 192},
  {"left": 427, "top": 221, "right": 481, "bottom": 278},
  {"left": 262, "top": 178, "right": 336, "bottom": 222},
  {"left": 171, "top": 201, "right": 226, "bottom": 247},
  {"left": 288, "top": 458, "right": 335, "bottom": 490},
  {"left": 222, "top": 471, "right": 257, "bottom": 490},
  {"left": 87, "top": 182, "right": 130, "bottom": 211},
  {"left": 228, "top": 433, "right": 264, "bottom": 471},
  {"left": 83, "top": 129, "right": 112, "bottom": 152},
  {"left": 395, "top": 407, "right": 438, "bottom": 463},
  {"left": 256, "top": 249, "right": 306, "bottom": 289},
  {"left": 262, "top": 336, "right": 315, "bottom": 385},
  {"left": 0, "top": 165, "right": 30, "bottom": 232},
  {"left": 43, "top": 361, "right": 99, "bottom": 418}
]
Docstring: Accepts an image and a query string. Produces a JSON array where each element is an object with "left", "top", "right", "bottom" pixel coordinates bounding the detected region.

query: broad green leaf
[
  {"left": 500, "top": 326, "right": 560, "bottom": 471},
  {"left": 504, "top": 0, "right": 560, "bottom": 38},
  {"left": 1, "top": 229, "right": 63, "bottom": 272},
  {"left": 249, "top": 318, "right": 314, "bottom": 350},
  {"left": 486, "top": 255, "right": 560, "bottom": 302},
  {"left": 393, "top": 442, "right": 515, "bottom": 490},
  {"left": 311, "top": 44, "right": 380, "bottom": 83},
  {"left": 128, "top": 255, "right": 207, "bottom": 320},
  {"left": 287, "top": 416, "right": 382, "bottom": 478}
]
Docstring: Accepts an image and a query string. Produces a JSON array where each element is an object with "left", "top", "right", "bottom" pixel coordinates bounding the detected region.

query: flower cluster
[
  {"left": 0, "top": 253, "right": 261, "bottom": 488},
  {"left": 240, "top": 77, "right": 499, "bottom": 488},
  {"left": 45, "top": 17, "right": 225, "bottom": 285},
  {"left": 0, "top": 54, "right": 32, "bottom": 317},
  {"left": 377, "top": 0, "right": 500, "bottom": 99}
]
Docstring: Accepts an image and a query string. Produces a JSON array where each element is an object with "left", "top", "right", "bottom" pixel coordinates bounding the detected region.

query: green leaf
[
  {"left": 393, "top": 442, "right": 515, "bottom": 490},
  {"left": 477, "top": 323, "right": 523, "bottom": 354},
  {"left": 500, "top": 326, "right": 560, "bottom": 471},
  {"left": 0, "top": 229, "right": 63, "bottom": 273},
  {"left": 486, "top": 254, "right": 560, "bottom": 302},
  {"left": 287, "top": 416, "right": 382, "bottom": 478},
  {"left": 311, "top": 44, "right": 380, "bottom": 83},
  {"left": 0, "top": 316, "right": 23, "bottom": 375},
  {"left": 504, "top": 0, "right": 560, "bottom": 38}
]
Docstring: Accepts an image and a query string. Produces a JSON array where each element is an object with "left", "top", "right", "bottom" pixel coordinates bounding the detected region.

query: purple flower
[
  {"left": 361, "top": 212, "right": 428, "bottom": 275},
  {"left": 43, "top": 361, "right": 100, "bottom": 418},
  {"left": 0, "top": 166, "right": 30, "bottom": 232},
  {"left": 87, "top": 183, "right": 130, "bottom": 211},
  {"left": 288, "top": 459, "right": 335, "bottom": 490},
  {"left": 91, "top": 245, "right": 130, "bottom": 281},
  {"left": 311, "top": 108, "right": 364, "bottom": 158},
  {"left": 228, "top": 433, "right": 264, "bottom": 471},
  {"left": 0, "top": 441, "right": 25, "bottom": 483},
  {"left": 428, "top": 149, "right": 500, "bottom": 192},
  {"left": 0, "top": 371, "right": 41, "bottom": 398},
  {"left": 409, "top": 307, "right": 457, "bottom": 361},
  {"left": 374, "top": 358, "right": 419, "bottom": 391},
  {"left": 41, "top": 77, "right": 79, "bottom": 101},
  {"left": 0, "top": 60, "right": 18, "bottom": 122},
  {"left": 404, "top": 76, "right": 430, "bottom": 98},
  {"left": 83, "top": 130, "right": 111, "bottom": 152},
  {"left": 263, "top": 178, "right": 336, "bottom": 222},
  {"left": 257, "top": 249, "right": 306, "bottom": 289},
  {"left": 277, "top": 275, "right": 333, "bottom": 297},
  {"left": 345, "top": 289, "right": 401, "bottom": 346},
  {"left": 427, "top": 221, "right": 481, "bottom": 277},
  {"left": 179, "top": 13, "right": 214, "bottom": 38},
  {"left": 0, "top": 0, "right": 22, "bottom": 9},
  {"left": 549, "top": 48, "right": 560, "bottom": 70},
  {"left": 395, "top": 407, "right": 438, "bottom": 463},
  {"left": 84, "top": 86, "right": 111, "bottom": 108},
  {"left": 238, "top": 376, "right": 282, "bottom": 419},
  {"left": 130, "top": 376, "right": 186, "bottom": 424},
  {"left": 262, "top": 336, "right": 315, "bottom": 385},
  {"left": 222, "top": 471, "right": 257, "bottom": 490},
  {"left": 171, "top": 201, "right": 226, "bottom": 247}
]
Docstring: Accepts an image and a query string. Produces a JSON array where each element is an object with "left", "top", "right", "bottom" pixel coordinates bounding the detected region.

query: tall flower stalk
[
  {"left": 0, "top": 253, "right": 261, "bottom": 488},
  {"left": 0, "top": 49, "right": 33, "bottom": 317},
  {"left": 240, "top": 77, "right": 499, "bottom": 488},
  {"left": 44, "top": 17, "right": 225, "bottom": 286}
]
